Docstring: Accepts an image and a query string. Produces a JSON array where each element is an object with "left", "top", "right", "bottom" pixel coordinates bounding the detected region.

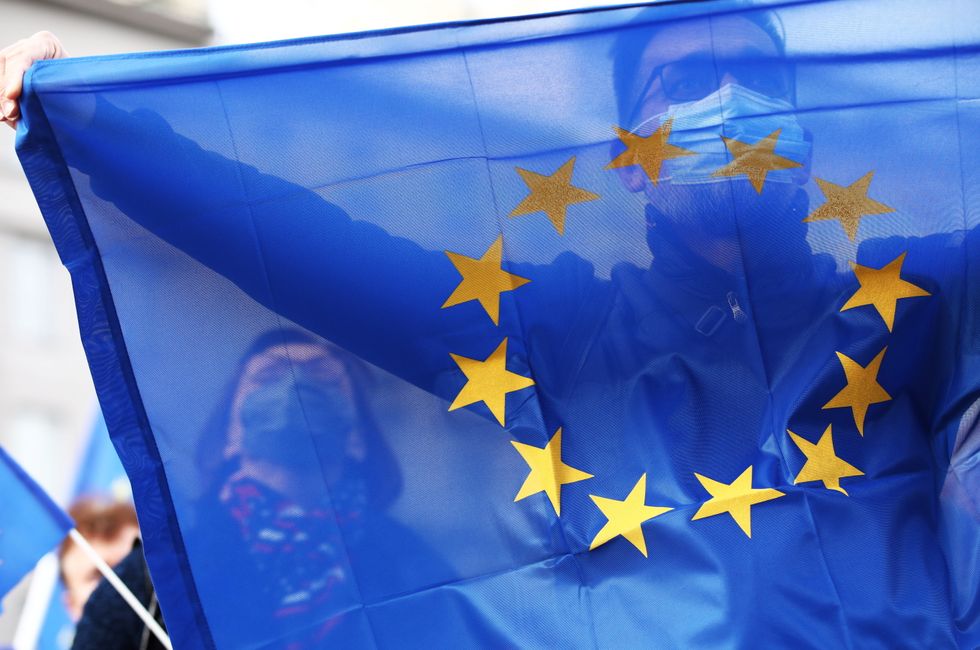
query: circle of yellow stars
[{"left": 435, "top": 114, "right": 932, "bottom": 557}]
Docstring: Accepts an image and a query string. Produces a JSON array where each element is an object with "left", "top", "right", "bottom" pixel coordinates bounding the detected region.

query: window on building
[
  {"left": 7, "top": 237, "right": 54, "bottom": 345},
  {"left": 3, "top": 409, "right": 62, "bottom": 497}
]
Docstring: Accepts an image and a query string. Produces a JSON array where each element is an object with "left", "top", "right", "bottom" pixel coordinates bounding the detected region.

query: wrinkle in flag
[{"left": 15, "top": 0, "right": 980, "bottom": 647}]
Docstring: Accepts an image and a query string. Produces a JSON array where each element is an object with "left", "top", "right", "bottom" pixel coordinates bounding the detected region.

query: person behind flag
[
  {"left": 2, "top": 5, "right": 977, "bottom": 646},
  {"left": 70, "top": 538, "right": 166, "bottom": 650},
  {"left": 58, "top": 498, "right": 139, "bottom": 621},
  {"left": 56, "top": 498, "right": 169, "bottom": 650},
  {"left": 189, "top": 329, "right": 450, "bottom": 648},
  {"left": 0, "top": 15, "right": 843, "bottom": 637}
]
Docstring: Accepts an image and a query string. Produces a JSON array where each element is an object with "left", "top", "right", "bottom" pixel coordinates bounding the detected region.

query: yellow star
[
  {"left": 606, "top": 118, "right": 695, "bottom": 187},
  {"left": 787, "top": 425, "right": 864, "bottom": 495},
  {"left": 803, "top": 171, "right": 894, "bottom": 241},
  {"left": 711, "top": 129, "right": 803, "bottom": 193},
  {"left": 841, "top": 252, "right": 930, "bottom": 331},
  {"left": 442, "top": 236, "right": 530, "bottom": 325},
  {"left": 448, "top": 338, "right": 535, "bottom": 426},
  {"left": 822, "top": 348, "right": 891, "bottom": 436},
  {"left": 511, "top": 428, "right": 593, "bottom": 515},
  {"left": 589, "top": 474, "right": 672, "bottom": 557},
  {"left": 510, "top": 157, "right": 600, "bottom": 235},
  {"left": 691, "top": 466, "right": 784, "bottom": 538}
]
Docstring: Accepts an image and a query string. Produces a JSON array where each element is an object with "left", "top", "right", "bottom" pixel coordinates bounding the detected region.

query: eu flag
[
  {"left": 0, "top": 447, "right": 72, "bottom": 607},
  {"left": 14, "top": 0, "right": 980, "bottom": 647}
]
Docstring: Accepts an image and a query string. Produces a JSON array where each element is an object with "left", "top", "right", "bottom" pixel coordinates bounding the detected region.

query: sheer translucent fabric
[{"left": 16, "top": 0, "right": 980, "bottom": 647}]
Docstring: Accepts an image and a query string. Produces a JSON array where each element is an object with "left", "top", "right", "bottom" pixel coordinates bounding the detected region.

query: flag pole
[{"left": 67, "top": 529, "right": 173, "bottom": 650}]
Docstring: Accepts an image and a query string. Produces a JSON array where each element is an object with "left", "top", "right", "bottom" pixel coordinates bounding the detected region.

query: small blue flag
[
  {"left": 13, "top": 0, "right": 980, "bottom": 647},
  {"left": 0, "top": 447, "right": 72, "bottom": 608},
  {"left": 67, "top": 414, "right": 131, "bottom": 501}
]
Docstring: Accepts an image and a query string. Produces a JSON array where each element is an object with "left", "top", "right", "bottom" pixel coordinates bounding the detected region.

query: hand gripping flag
[
  {"left": 0, "top": 447, "right": 72, "bottom": 608},
  {"left": 14, "top": 0, "right": 980, "bottom": 647}
]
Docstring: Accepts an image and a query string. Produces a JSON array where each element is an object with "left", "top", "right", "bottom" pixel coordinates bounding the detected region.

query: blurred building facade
[{"left": 208, "top": 0, "right": 593, "bottom": 43}]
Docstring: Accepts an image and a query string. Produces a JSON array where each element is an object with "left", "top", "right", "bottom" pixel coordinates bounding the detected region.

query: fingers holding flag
[{"left": 0, "top": 31, "right": 67, "bottom": 128}]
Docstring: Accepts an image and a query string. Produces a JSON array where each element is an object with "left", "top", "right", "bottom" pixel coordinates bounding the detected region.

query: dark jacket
[{"left": 72, "top": 540, "right": 167, "bottom": 650}]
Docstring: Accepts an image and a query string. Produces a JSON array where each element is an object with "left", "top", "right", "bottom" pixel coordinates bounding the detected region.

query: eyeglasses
[{"left": 628, "top": 56, "right": 794, "bottom": 123}]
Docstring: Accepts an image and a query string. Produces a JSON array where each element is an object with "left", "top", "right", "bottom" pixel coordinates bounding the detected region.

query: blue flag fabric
[
  {"left": 0, "top": 448, "right": 73, "bottom": 608},
  {"left": 14, "top": 0, "right": 980, "bottom": 647}
]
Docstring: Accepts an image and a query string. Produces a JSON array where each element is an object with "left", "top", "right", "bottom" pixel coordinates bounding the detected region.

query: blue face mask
[
  {"left": 239, "top": 370, "right": 355, "bottom": 468},
  {"left": 633, "top": 84, "right": 810, "bottom": 188}
]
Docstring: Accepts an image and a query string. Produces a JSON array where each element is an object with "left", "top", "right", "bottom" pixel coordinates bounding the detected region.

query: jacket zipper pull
[{"left": 727, "top": 291, "right": 748, "bottom": 323}]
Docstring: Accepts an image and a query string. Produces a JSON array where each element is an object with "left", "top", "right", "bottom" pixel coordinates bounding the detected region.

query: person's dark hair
[
  {"left": 197, "top": 329, "right": 402, "bottom": 510},
  {"left": 58, "top": 498, "right": 138, "bottom": 582},
  {"left": 611, "top": 5, "right": 790, "bottom": 127}
]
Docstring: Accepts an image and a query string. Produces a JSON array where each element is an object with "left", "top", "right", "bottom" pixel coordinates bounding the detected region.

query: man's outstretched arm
[{"left": 10, "top": 33, "right": 568, "bottom": 404}]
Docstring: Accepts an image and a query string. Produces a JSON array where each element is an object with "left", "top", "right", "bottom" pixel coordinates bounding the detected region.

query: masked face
[
  {"left": 239, "top": 367, "right": 356, "bottom": 470},
  {"left": 636, "top": 84, "right": 810, "bottom": 238},
  {"left": 635, "top": 83, "right": 809, "bottom": 189}
]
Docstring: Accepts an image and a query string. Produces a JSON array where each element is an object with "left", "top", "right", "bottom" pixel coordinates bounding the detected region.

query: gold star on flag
[
  {"left": 822, "top": 348, "right": 891, "bottom": 436},
  {"left": 589, "top": 474, "right": 672, "bottom": 557},
  {"left": 803, "top": 171, "right": 894, "bottom": 241},
  {"left": 510, "top": 157, "right": 599, "bottom": 235},
  {"left": 787, "top": 425, "right": 864, "bottom": 495},
  {"left": 448, "top": 338, "right": 535, "bottom": 426},
  {"left": 442, "top": 236, "right": 530, "bottom": 325},
  {"left": 841, "top": 252, "right": 929, "bottom": 331},
  {"left": 512, "top": 428, "right": 592, "bottom": 515},
  {"left": 691, "top": 466, "right": 784, "bottom": 538},
  {"left": 606, "top": 118, "right": 695, "bottom": 187},
  {"left": 711, "top": 129, "right": 802, "bottom": 193}
]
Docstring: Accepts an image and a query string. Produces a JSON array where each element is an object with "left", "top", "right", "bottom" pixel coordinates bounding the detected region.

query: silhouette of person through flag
[{"left": 12, "top": 1, "right": 980, "bottom": 647}]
